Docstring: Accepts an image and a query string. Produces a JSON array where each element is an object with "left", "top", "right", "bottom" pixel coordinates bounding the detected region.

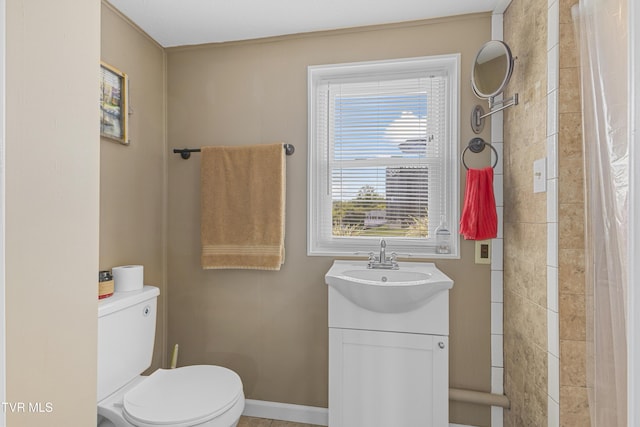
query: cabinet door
[{"left": 329, "top": 328, "right": 448, "bottom": 427}]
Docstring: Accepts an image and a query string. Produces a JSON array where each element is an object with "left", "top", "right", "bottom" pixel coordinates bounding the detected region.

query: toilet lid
[{"left": 123, "top": 365, "right": 243, "bottom": 427}]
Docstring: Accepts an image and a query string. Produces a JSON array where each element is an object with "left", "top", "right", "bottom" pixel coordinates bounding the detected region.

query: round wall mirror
[{"left": 471, "top": 40, "right": 514, "bottom": 99}]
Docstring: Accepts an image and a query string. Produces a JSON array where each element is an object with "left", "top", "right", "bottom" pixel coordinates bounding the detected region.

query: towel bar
[
  {"left": 173, "top": 144, "right": 295, "bottom": 160},
  {"left": 461, "top": 137, "right": 498, "bottom": 170}
]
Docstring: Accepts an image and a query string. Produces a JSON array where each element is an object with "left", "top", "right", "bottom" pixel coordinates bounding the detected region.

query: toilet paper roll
[{"left": 112, "top": 265, "right": 144, "bottom": 292}]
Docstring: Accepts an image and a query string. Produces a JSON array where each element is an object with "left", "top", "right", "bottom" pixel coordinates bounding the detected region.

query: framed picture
[{"left": 100, "top": 61, "right": 129, "bottom": 144}]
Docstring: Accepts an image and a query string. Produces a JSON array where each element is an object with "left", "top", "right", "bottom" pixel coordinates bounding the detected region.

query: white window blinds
[{"left": 308, "top": 56, "right": 459, "bottom": 257}]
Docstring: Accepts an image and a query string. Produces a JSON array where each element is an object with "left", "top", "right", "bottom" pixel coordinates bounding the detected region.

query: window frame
[{"left": 307, "top": 55, "right": 460, "bottom": 258}]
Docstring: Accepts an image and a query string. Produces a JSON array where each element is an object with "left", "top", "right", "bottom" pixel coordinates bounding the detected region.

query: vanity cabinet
[
  {"left": 329, "top": 328, "right": 448, "bottom": 426},
  {"left": 325, "top": 260, "right": 454, "bottom": 427}
]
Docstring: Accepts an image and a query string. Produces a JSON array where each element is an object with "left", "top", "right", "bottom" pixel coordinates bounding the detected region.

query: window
[{"left": 308, "top": 55, "right": 460, "bottom": 257}]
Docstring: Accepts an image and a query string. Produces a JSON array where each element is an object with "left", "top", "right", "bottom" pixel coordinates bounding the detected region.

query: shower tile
[
  {"left": 559, "top": 23, "right": 578, "bottom": 69},
  {"left": 492, "top": 334, "right": 504, "bottom": 367},
  {"left": 547, "top": 266, "right": 559, "bottom": 312},
  {"left": 494, "top": 173, "right": 504, "bottom": 207},
  {"left": 548, "top": 44, "right": 559, "bottom": 94},
  {"left": 529, "top": 302, "right": 549, "bottom": 350},
  {"left": 491, "top": 238, "right": 504, "bottom": 271},
  {"left": 504, "top": 380, "right": 524, "bottom": 427},
  {"left": 559, "top": 0, "right": 577, "bottom": 23},
  {"left": 547, "top": 134, "right": 558, "bottom": 179},
  {"left": 558, "top": 249, "right": 585, "bottom": 294},
  {"left": 523, "top": 382, "right": 548, "bottom": 427},
  {"left": 559, "top": 68, "right": 581, "bottom": 114},
  {"left": 548, "top": 353, "right": 560, "bottom": 402},
  {"left": 558, "top": 157, "right": 584, "bottom": 203},
  {"left": 548, "top": 394, "right": 560, "bottom": 427},
  {"left": 492, "top": 302, "right": 504, "bottom": 335},
  {"left": 492, "top": 111, "right": 504, "bottom": 144},
  {"left": 558, "top": 113, "right": 582, "bottom": 158},
  {"left": 548, "top": 309, "right": 560, "bottom": 357},
  {"left": 560, "top": 340, "right": 586, "bottom": 387},
  {"left": 558, "top": 203, "right": 584, "bottom": 249},
  {"left": 559, "top": 386, "right": 590, "bottom": 426},
  {"left": 547, "top": 89, "right": 558, "bottom": 137},
  {"left": 492, "top": 142, "right": 504, "bottom": 175},
  {"left": 547, "top": 178, "right": 558, "bottom": 223},
  {"left": 548, "top": 223, "right": 559, "bottom": 268},
  {"left": 548, "top": 0, "right": 560, "bottom": 51},
  {"left": 491, "top": 270, "right": 504, "bottom": 303},
  {"left": 492, "top": 13, "right": 504, "bottom": 39},
  {"left": 492, "top": 367, "right": 504, "bottom": 394},
  {"left": 559, "top": 293, "right": 586, "bottom": 341},
  {"left": 526, "top": 345, "right": 549, "bottom": 393},
  {"left": 491, "top": 406, "right": 504, "bottom": 427}
]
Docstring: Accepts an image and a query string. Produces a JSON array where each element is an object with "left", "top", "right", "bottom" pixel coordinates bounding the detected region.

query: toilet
[{"left": 97, "top": 286, "right": 245, "bottom": 427}]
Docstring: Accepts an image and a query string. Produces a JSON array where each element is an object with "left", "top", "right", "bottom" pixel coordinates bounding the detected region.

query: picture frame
[{"left": 100, "top": 61, "right": 129, "bottom": 145}]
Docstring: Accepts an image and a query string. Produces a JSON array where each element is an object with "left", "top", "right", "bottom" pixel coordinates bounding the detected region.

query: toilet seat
[{"left": 122, "top": 365, "right": 243, "bottom": 427}]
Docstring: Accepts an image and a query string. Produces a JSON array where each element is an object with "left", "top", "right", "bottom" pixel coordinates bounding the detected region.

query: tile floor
[{"left": 238, "top": 416, "right": 323, "bottom": 427}]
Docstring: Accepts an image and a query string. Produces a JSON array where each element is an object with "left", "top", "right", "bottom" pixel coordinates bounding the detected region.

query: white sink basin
[
  {"left": 325, "top": 260, "right": 453, "bottom": 313},
  {"left": 340, "top": 269, "right": 431, "bottom": 284}
]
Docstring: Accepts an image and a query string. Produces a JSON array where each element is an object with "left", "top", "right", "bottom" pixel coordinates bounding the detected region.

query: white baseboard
[
  {"left": 243, "top": 399, "right": 328, "bottom": 426},
  {"left": 243, "top": 399, "right": 477, "bottom": 427}
]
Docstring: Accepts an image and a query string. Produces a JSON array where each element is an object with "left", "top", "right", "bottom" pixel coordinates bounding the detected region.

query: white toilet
[{"left": 97, "top": 286, "right": 245, "bottom": 427}]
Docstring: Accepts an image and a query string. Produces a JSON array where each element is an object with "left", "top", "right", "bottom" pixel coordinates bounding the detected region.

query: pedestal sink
[{"left": 325, "top": 260, "right": 453, "bottom": 313}]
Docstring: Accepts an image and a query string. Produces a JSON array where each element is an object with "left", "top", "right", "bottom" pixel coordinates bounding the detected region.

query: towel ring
[{"left": 461, "top": 137, "right": 498, "bottom": 170}]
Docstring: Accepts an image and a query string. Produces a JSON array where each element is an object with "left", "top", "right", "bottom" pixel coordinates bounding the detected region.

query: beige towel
[{"left": 201, "top": 143, "right": 285, "bottom": 270}]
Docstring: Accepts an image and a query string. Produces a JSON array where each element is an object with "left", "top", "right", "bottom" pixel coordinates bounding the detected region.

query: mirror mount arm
[
  {"left": 488, "top": 93, "right": 519, "bottom": 111},
  {"left": 471, "top": 93, "right": 519, "bottom": 134}
]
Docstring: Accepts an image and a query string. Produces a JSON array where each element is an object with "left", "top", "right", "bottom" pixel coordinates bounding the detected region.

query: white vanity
[{"left": 325, "top": 260, "right": 454, "bottom": 427}]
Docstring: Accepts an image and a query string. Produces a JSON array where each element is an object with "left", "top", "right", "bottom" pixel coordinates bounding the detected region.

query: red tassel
[{"left": 459, "top": 167, "right": 497, "bottom": 240}]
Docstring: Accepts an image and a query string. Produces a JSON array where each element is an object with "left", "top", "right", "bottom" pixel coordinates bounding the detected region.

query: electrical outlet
[
  {"left": 533, "top": 158, "right": 547, "bottom": 193},
  {"left": 475, "top": 240, "right": 491, "bottom": 264}
]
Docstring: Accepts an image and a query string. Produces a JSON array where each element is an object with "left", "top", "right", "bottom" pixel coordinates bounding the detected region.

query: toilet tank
[{"left": 97, "top": 285, "right": 160, "bottom": 402}]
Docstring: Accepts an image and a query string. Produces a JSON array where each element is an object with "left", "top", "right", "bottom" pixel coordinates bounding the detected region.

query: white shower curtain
[{"left": 575, "top": 0, "right": 628, "bottom": 425}]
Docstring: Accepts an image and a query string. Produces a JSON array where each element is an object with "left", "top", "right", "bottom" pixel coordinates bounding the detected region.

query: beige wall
[
  {"left": 167, "top": 14, "right": 494, "bottom": 425},
  {"left": 100, "top": 2, "right": 168, "bottom": 370},
  {"left": 557, "top": 0, "right": 590, "bottom": 423},
  {"left": 503, "top": 0, "right": 549, "bottom": 425},
  {"left": 5, "top": 0, "right": 101, "bottom": 425}
]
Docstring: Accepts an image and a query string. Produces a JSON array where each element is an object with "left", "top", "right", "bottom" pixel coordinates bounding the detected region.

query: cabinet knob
[{"left": 438, "top": 342, "right": 445, "bottom": 349}]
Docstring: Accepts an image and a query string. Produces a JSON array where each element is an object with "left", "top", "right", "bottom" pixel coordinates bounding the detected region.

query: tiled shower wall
[
  {"left": 503, "top": 0, "right": 590, "bottom": 425},
  {"left": 556, "top": 0, "right": 590, "bottom": 424},
  {"left": 503, "top": 0, "right": 549, "bottom": 425}
]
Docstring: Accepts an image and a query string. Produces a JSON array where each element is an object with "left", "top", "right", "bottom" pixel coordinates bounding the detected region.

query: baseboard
[
  {"left": 243, "top": 399, "right": 477, "bottom": 427},
  {"left": 243, "top": 399, "right": 329, "bottom": 426}
]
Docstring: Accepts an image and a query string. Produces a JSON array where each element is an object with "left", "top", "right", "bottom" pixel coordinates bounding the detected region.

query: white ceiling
[{"left": 108, "top": 0, "right": 505, "bottom": 48}]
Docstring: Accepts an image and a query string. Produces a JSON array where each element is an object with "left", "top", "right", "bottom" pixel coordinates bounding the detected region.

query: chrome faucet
[{"left": 368, "top": 239, "right": 399, "bottom": 269}]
